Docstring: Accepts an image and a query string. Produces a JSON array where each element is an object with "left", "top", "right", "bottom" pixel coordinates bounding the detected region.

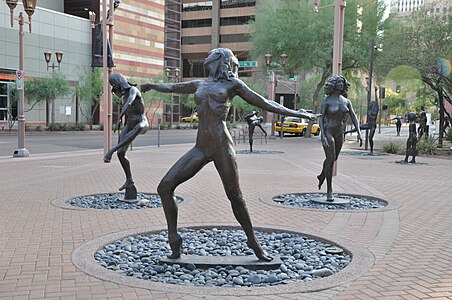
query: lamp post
[
  {"left": 165, "top": 67, "right": 180, "bottom": 128},
  {"left": 265, "top": 53, "right": 288, "bottom": 138},
  {"left": 43, "top": 51, "right": 63, "bottom": 125},
  {"left": 314, "top": 0, "right": 346, "bottom": 76},
  {"left": 89, "top": 0, "right": 120, "bottom": 155},
  {"left": 7, "top": 0, "right": 38, "bottom": 158}
]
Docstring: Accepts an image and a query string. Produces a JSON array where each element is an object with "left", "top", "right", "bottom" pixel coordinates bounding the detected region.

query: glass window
[
  {"left": 181, "top": 36, "right": 211, "bottom": 45},
  {"left": 182, "top": 18, "right": 212, "bottom": 28},
  {"left": 220, "top": 15, "right": 254, "bottom": 26},
  {"left": 182, "top": 1, "right": 212, "bottom": 12},
  {"left": 219, "top": 34, "right": 249, "bottom": 43},
  {"left": 220, "top": 0, "right": 256, "bottom": 9}
]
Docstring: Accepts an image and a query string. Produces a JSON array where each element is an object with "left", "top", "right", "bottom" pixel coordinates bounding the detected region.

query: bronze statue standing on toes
[{"left": 317, "top": 75, "right": 362, "bottom": 201}]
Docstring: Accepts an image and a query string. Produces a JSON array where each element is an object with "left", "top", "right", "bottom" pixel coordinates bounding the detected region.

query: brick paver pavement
[{"left": 0, "top": 134, "right": 451, "bottom": 299}]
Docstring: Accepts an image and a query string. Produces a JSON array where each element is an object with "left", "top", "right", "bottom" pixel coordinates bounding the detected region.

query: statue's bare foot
[
  {"left": 326, "top": 191, "right": 334, "bottom": 201},
  {"left": 119, "top": 179, "right": 134, "bottom": 191},
  {"left": 409, "top": 159, "right": 416, "bottom": 163},
  {"left": 168, "top": 234, "right": 183, "bottom": 259},
  {"left": 103, "top": 153, "right": 112, "bottom": 163},
  {"left": 317, "top": 174, "right": 325, "bottom": 190},
  {"left": 247, "top": 240, "right": 273, "bottom": 262}
]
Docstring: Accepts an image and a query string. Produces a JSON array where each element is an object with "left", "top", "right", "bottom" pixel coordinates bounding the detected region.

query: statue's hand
[
  {"left": 357, "top": 135, "right": 363, "bottom": 147},
  {"left": 140, "top": 84, "right": 151, "bottom": 93},
  {"left": 311, "top": 113, "right": 321, "bottom": 121},
  {"left": 322, "top": 136, "right": 330, "bottom": 148}
]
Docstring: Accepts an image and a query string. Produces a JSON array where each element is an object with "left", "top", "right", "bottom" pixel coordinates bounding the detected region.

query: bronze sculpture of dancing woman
[
  {"left": 104, "top": 73, "right": 149, "bottom": 199},
  {"left": 244, "top": 111, "right": 267, "bottom": 152},
  {"left": 317, "top": 75, "right": 362, "bottom": 201},
  {"left": 141, "top": 48, "right": 318, "bottom": 261}
]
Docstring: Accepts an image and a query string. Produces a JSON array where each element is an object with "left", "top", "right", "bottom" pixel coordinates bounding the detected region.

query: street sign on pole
[
  {"left": 238, "top": 61, "right": 258, "bottom": 68},
  {"left": 16, "top": 70, "right": 23, "bottom": 90}
]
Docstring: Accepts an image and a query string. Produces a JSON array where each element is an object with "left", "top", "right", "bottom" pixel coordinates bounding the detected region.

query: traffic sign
[
  {"left": 239, "top": 61, "right": 258, "bottom": 68},
  {"left": 16, "top": 70, "right": 24, "bottom": 90}
]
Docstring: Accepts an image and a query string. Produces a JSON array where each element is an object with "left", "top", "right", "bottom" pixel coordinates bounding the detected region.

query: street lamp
[
  {"left": 88, "top": 1, "right": 120, "bottom": 156},
  {"left": 7, "top": 0, "right": 38, "bottom": 158},
  {"left": 165, "top": 67, "right": 180, "bottom": 128},
  {"left": 313, "top": 0, "right": 346, "bottom": 76},
  {"left": 265, "top": 53, "right": 289, "bottom": 138},
  {"left": 44, "top": 51, "right": 63, "bottom": 71},
  {"left": 43, "top": 51, "right": 63, "bottom": 125}
]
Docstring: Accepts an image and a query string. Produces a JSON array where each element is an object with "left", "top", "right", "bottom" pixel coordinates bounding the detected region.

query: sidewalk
[{"left": 0, "top": 135, "right": 451, "bottom": 300}]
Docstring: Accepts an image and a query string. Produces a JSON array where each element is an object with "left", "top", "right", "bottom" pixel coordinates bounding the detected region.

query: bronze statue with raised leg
[
  {"left": 142, "top": 48, "right": 319, "bottom": 261},
  {"left": 104, "top": 73, "right": 149, "bottom": 199},
  {"left": 244, "top": 111, "right": 267, "bottom": 152}
]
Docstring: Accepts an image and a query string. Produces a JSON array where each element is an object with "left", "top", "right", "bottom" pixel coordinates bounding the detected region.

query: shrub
[
  {"left": 70, "top": 124, "right": 86, "bottom": 131},
  {"left": 417, "top": 136, "right": 438, "bottom": 155},
  {"left": 46, "top": 123, "right": 61, "bottom": 131},
  {"left": 382, "top": 140, "right": 403, "bottom": 154}
]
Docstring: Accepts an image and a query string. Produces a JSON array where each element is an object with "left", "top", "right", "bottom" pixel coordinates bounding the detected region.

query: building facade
[
  {"left": 0, "top": 0, "right": 165, "bottom": 128},
  {"left": 389, "top": 0, "right": 451, "bottom": 16}
]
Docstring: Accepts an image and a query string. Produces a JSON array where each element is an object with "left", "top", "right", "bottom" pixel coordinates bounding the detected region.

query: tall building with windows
[
  {"left": 176, "top": 0, "right": 256, "bottom": 116},
  {"left": 389, "top": 0, "right": 451, "bottom": 16},
  {"left": 181, "top": 0, "right": 256, "bottom": 78}
]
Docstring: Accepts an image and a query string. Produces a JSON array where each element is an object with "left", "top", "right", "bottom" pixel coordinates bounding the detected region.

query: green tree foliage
[
  {"left": 128, "top": 70, "right": 172, "bottom": 128},
  {"left": 249, "top": 0, "right": 387, "bottom": 112},
  {"left": 77, "top": 67, "right": 103, "bottom": 129},
  {"left": 232, "top": 77, "right": 264, "bottom": 121},
  {"left": 24, "top": 71, "right": 70, "bottom": 125},
  {"left": 376, "top": 10, "right": 451, "bottom": 145}
]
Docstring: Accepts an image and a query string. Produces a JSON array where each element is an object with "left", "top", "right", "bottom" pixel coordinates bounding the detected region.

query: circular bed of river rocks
[
  {"left": 67, "top": 193, "right": 183, "bottom": 210},
  {"left": 94, "top": 227, "right": 351, "bottom": 287},
  {"left": 272, "top": 193, "right": 387, "bottom": 210}
]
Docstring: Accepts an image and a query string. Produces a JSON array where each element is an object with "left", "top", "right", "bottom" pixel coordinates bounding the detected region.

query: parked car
[
  {"left": 180, "top": 112, "right": 199, "bottom": 122},
  {"left": 275, "top": 117, "right": 320, "bottom": 136}
]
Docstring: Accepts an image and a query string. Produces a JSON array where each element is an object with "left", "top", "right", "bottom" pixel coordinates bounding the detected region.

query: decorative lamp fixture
[
  {"left": 22, "top": 0, "right": 37, "bottom": 32},
  {"left": 89, "top": 11, "right": 96, "bottom": 28},
  {"left": 280, "top": 53, "right": 288, "bottom": 74},
  {"left": 55, "top": 51, "right": 63, "bottom": 64},
  {"left": 43, "top": 51, "right": 51, "bottom": 64},
  {"left": 6, "top": 0, "right": 19, "bottom": 27},
  {"left": 165, "top": 68, "right": 171, "bottom": 78},
  {"left": 264, "top": 54, "right": 272, "bottom": 67},
  {"left": 44, "top": 51, "right": 63, "bottom": 71},
  {"left": 174, "top": 68, "right": 180, "bottom": 78}
]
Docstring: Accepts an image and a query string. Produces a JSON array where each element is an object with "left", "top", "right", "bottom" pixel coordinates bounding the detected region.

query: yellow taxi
[
  {"left": 180, "top": 112, "right": 199, "bottom": 122},
  {"left": 275, "top": 117, "right": 320, "bottom": 136}
]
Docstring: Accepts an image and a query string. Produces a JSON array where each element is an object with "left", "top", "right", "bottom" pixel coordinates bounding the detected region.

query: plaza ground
[{"left": 0, "top": 129, "right": 451, "bottom": 299}]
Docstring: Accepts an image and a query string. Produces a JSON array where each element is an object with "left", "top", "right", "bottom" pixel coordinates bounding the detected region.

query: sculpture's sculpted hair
[
  {"left": 109, "top": 73, "right": 133, "bottom": 90},
  {"left": 204, "top": 48, "right": 239, "bottom": 81},
  {"left": 324, "top": 75, "right": 350, "bottom": 96}
]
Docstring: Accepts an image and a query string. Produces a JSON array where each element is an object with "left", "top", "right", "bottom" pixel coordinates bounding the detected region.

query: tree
[
  {"left": 24, "top": 72, "right": 71, "bottom": 125},
  {"left": 249, "top": 0, "right": 388, "bottom": 113},
  {"left": 376, "top": 10, "right": 452, "bottom": 146},
  {"left": 233, "top": 77, "right": 264, "bottom": 122},
  {"left": 76, "top": 67, "right": 103, "bottom": 129}
]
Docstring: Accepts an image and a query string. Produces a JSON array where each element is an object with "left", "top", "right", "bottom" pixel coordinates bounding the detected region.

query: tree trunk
[{"left": 46, "top": 99, "right": 50, "bottom": 126}]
